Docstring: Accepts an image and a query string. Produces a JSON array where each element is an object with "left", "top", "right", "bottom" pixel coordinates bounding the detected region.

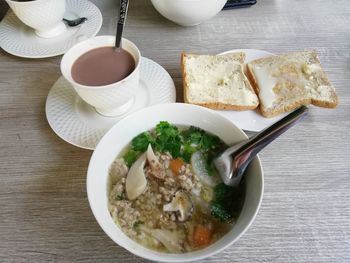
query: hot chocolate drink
[{"left": 71, "top": 47, "right": 135, "bottom": 86}]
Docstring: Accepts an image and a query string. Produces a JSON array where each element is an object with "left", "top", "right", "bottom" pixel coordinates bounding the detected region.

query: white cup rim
[{"left": 60, "top": 35, "right": 141, "bottom": 91}]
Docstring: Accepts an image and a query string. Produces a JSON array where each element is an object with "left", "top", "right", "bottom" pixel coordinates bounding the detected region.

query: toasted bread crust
[
  {"left": 181, "top": 52, "right": 188, "bottom": 104},
  {"left": 260, "top": 99, "right": 311, "bottom": 118},
  {"left": 246, "top": 63, "right": 260, "bottom": 99},
  {"left": 187, "top": 102, "right": 259, "bottom": 111}
]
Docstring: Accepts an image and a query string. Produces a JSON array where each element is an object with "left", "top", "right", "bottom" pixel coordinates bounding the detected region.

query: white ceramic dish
[
  {"left": 0, "top": 0, "right": 102, "bottom": 58},
  {"left": 150, "top": 0, "right": 227, "bottom": 26},
  {"left": 46, "top": 57, "right": 176, "bottom": 150},
  {"left": 61, "top": 36, "right": 141, "bottom": 117},
  {"left": 5, "top": 0, "right": 66, "bottom": 38},
  {"left": 216, "top": 49, "right": 288, "bottom": 132},
  {"left": 87, "top": 103, "right": 264, "bottom": 262}
]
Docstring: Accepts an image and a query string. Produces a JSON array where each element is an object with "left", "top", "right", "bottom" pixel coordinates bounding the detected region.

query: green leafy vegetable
[
  {"left": 115, "top": 195, "right": 124, "bottom": 201},
  {"left": 123, "top": 149, "right": 140, "bottom": 167},
  {"left": 181, "top": 126, "right": 222, "bottom": 152},
  {"left": 210, "top": 183, "right": 235, "bottom": 221},
  {"left": 182, "top": 127, "right": 202, "bottom": 145},
  {"left": 205, "top": 162, "right": 215, "bottom": 177},
  {"left": 133, "top": 220, "right": 144, "bottom": 229},
  {"left": 123, "top": 121, "right": 225, "bottom": 168},
  {"left": 213, "top": 183, "right": 234, "bottom": 201},
  {"left": 210, "top": 181, "right": 246, "bottom": 222},
  {"left": 181, "top": 126, "right": 224, "bottom": 173},
  {"left": 132, "top": 132, "right": 155, "bottom": 152},
  {"left": 164, "top": 141, "right": 181, "bottom": 158},
  {"left": 181, "top": 143, "right": 196, "bottom": 163},
  {"left": 211, "top": 203, "right": 232, "bottom": 222},
  {"left": 155, "top": 121, "right": 179, "bottom": 138},
  {"left": 154, "top": 121, "right": 182, "bottom": 158}
]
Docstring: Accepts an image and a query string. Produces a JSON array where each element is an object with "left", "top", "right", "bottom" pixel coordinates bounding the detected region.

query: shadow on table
[{"left": 0, "top": 0, "right": 9, "bottom": 21}]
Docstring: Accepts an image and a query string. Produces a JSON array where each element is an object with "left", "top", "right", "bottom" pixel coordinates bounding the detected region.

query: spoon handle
[
  {"left": 115, "top": 0, "right": 129, "bottom": 48},
  {"left": 230, "top": 106, "right": 308, "bottom": 179}
]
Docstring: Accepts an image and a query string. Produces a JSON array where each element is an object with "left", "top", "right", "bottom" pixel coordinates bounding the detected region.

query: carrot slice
[
  {"left": 193, "top": 224, "right": 211, "bottom": 247},
  {"left": 169, "top": 158, "right": 184, "bottom": 175}
]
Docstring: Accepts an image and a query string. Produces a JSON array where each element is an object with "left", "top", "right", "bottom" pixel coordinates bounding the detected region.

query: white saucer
[
  {"left": 217, "top": 49, "right": 287, "bottom": 132},
  {"left": 45, "top": 57, "right": 176, "bottom": 150},
  {"left": 0, "top": 0, "right": 102, "bottom": 58}
]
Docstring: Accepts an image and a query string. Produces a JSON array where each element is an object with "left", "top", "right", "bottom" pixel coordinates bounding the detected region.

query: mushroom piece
[
  {"left": 151, "top": 229, "right": 183, "bottom": 253},
  {"left": 146, "top": 144, "right": 161, "bottom": 168},
  {"left": 138, "top": 225, "right": 183, "bottom": 253},
  {"left": 125, "top": 153, "right": 147, "bottom": 200},
  {"left": 163, "top": 190, "right": 193, "bottom": 222},
  {"left": 146, "top": 144, "right": 166, "bottom": 180}
]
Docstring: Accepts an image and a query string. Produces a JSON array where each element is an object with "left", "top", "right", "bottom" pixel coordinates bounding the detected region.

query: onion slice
[
  {"left": 125, "top": 153, "right": 147, "bottom": 200},
  {"left": 151, "top": 229, "right": 183, "bottom": 253}
]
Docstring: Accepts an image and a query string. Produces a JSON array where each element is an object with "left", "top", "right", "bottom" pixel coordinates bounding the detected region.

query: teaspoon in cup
[{"left": 115, "top": 0, "right": 129, "bottom": 49}]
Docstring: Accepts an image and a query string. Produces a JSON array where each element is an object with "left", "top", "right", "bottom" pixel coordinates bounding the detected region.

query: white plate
[
  {"left": 0, "top": 0, "right": 102, "bottom": 58},
  {"left": 216, "top": 49, "right": 287, "bottom": 132},
  {"left": 45, "top": 57, "right": 176, "bottom": 150}
]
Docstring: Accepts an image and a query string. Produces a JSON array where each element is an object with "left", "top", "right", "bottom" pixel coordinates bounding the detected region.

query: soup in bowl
[{"left": 87, "top": 103, "right": 263, "bottom": 262}]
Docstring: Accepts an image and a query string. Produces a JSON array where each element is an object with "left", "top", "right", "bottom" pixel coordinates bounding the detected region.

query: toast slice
[
  {"left": 247, "top": 50, "right": 338, "bottom": 118},
  {"left": 182, "top": 52, "right": 259, "bottom": 110}
]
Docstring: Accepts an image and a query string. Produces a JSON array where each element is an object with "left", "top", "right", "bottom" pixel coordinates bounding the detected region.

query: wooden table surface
[{"left": 1, "top": 0, "right": 349, "bottom": 262}]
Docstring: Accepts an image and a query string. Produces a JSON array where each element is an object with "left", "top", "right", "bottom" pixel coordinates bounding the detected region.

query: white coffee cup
[
  {"left": 61, "top": 35, "right": 141, "bottom": 117},
  {"left": 5, "top": 0, "right": 66, "bottom": 38}
]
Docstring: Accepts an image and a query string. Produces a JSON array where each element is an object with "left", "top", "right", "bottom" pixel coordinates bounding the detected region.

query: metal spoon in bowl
[
  {"left": 214, "top": 106, "right": 308, "bottom": 187},
  {"left": 115, "top": 0, "right": 129, "bottom": 49},
  {"left": 63, "top": 17, "right": 87, "bottom": 27}
]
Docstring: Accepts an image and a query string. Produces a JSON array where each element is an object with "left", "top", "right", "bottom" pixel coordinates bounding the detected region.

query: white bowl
[
  {"left": 150, "top": 0, "right": 227, "bottom": 26},
  {"left": 87, "top": 103, "right": 264, "bottom": 262}
]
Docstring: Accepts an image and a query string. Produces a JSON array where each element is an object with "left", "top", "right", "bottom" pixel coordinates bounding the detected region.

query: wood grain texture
[{"left": 0, "top": 0, "right": 349, "bottom": 262}]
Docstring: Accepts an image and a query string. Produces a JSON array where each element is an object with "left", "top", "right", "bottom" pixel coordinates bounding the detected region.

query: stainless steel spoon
[
  {"left": 63, "top": 17, "right": 87, "bottom": 27},
  {"left": 115, "top": 0, "right": 129, "bottom": 48},
  {"left": 214, "top": 106, "right": 308, "bottom": 187}
]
